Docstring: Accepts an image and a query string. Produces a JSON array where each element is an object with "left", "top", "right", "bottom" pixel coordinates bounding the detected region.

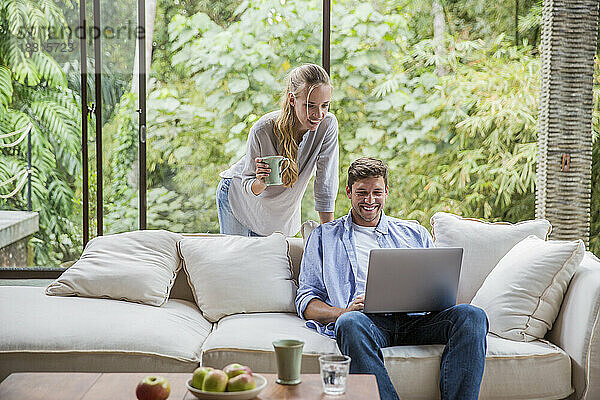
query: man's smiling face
[{"left": 346, "top": 176, "right": 388, "bottom": 227}]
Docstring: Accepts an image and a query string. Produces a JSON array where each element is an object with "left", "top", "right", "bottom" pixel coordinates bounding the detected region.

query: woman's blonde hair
[{"left": 274, "top": 64, "right": 332, "bottom": 188}]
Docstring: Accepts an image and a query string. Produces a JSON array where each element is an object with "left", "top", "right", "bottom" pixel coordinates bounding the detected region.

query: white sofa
[{"left": 1, "top": 235, "right": 599, "bottom": 400}]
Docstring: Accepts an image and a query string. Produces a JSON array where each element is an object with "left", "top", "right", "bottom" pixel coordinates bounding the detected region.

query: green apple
[
  {"left": 226, "top": 373, "right": 256, "bottom": 392},
  {"left": 191, "top": 366, "right": 214, "bottom": 389},
  {"left": 135, "top": 376, "right": 170, "bottom": 400},
  {"left": 202, "top": 369, "right": 228, "bottom": 392},
  {"left": 223, "top": 363, "right": 253, "bottom": 379}
]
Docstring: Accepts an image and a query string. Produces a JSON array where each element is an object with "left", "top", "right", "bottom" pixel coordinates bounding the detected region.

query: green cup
[
  {"left": 272, "top": 339, "right": 304, "bottom": 385},
  {"left": 261, "top": 155, "right": 291, "bottom": 186}
]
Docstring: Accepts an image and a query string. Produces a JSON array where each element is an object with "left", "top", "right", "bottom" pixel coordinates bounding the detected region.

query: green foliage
[
  {"left": 0, "top": 0, "right": 82, "bottom": 266},
  {"left": 389, "top": 0, "right": 541, "bottom": 46},
  {"left": 0, "top": 0, "right": 596, "bottom": 267},
  {"left": 97, "top": 0, "right": 599, "bottom": 257},
  {"left": 369, "top": 37, "right": 539, "bottom": 226},
  {"left": 99, "top": 0, "right": 546, "bottom": 239},
  {"left": 62, "top": 58, "right": 129, "bottom": 123},
  {"left": 155, "top": 0, "right": 322, "bottom": 231},
  {"left": 102, "top": 92, "right": 139, "bottom": 234}
]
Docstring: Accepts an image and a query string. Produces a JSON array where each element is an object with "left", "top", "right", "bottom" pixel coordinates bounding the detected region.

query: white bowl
[{"left": 186, "top": 373, "right": 267, "bottom": 400}]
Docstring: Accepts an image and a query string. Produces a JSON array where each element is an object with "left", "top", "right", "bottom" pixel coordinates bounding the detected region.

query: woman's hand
[
  {"left": 255, "top": 157, "right": 271, "bottom": 182},
  {"left": 318, "top": 211, "right": 334, "bottom": 224},
  {"left": 251, "top": 157, "right": 270, "bottom": 195}
]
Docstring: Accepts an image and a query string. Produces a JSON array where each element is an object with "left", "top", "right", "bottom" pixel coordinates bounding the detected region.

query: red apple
[
  {"left": 202, "top": 369, "right": 228, "bottom": 392},
  {"left": 223, "top": 363, "right": 253, "bottom": 379},
  {"left": 191, "top": 366, "right": 214, "bottom": 389},
  {"left": 135, "top": 375, "right": 170, "bottom": 400},
  {"left": 227, "top": 373, "right": 256, "bottom": 392}
]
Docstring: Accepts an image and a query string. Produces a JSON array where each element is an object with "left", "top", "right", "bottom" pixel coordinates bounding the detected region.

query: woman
[{"left": 217, "top": 63, "right": 339, "bottom": 236}]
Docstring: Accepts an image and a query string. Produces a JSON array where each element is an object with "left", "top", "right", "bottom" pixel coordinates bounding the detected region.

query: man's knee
[
  {"left": 454, "top": 304, "right": 488, "bottom": 335},
  {"left": 335, "top": 311, "right": 369, "bottom": 336}
]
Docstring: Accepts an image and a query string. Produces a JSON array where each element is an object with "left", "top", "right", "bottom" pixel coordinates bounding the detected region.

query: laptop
[{"left": 363, "top": 248, "right": 463, "bottom": 314}]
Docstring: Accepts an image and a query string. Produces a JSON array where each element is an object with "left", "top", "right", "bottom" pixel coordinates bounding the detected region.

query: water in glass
[{"left": 321, "top": 363, "right": 348, "bottom": 394}]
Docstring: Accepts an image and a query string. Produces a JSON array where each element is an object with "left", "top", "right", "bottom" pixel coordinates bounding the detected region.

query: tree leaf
[
  {"left": 0, "top": 66, "right": 13, "bottom": 111},
  {"left": 356, "top": 125, "right": 385, "bottom": 145},
  {"left": 234, "top": 101, "right": 252, "bottom": 118},
  {"left": 228, "top": 78, "right": 249, "bottom": 93}
]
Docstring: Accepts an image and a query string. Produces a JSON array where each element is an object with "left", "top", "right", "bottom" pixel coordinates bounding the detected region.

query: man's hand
[
  {"left": 343, "top": 294, "right": 364, "bottom": 313},
  {"left": 304, "top": 295, "right": 365, "bottom": 325}
]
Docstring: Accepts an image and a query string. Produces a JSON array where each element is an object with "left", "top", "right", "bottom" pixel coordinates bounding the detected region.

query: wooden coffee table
[{"left": 0, "top": 372, "right": 380, "bottom": 399}]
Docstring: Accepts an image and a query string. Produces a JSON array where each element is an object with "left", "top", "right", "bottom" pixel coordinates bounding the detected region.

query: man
[{"left": 295, "top": 157, "right": 488, "bottom": 400}]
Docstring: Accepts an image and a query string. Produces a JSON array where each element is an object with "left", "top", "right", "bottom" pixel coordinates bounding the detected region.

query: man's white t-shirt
[{"left": 351, "top": 222, "right": 380, "bottom": 295}]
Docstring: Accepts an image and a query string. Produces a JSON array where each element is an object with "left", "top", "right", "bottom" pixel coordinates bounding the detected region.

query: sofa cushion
[
  {"left": 169, "top": 237, "right": 305, "bottom": 301},
  {"left": 287, "top": 237, "right": 304, "bottom": 282},
  {"left": 0, "top": 286, "right": 211, "bottom": 365},
  {"left": 430, "top": 212, "right": 551, "bottom": 303},
  {"left": 383, "top": 334, "right": 572, "bottom": 399},
  {"left": 46, "top": 230, "right": 183, "bottom": 306},
  {"left": 178, "top": 233, "right": 297, "bottom": 322},
  {"left": 300, "top": 220, "right": 319, "bottom": 247},
  {"left": 200, "top": 313, "right": 340, "bottom": 373},
  {"left": 472, "top": 236, "right": 584, "bottom": 342},
  {"left": 200, "top": 312, "right": 571, "bottom": 399}
]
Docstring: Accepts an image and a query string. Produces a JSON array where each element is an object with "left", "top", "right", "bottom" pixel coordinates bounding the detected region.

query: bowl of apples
[{"left": 186, "top": 363, "right": 267, "bottom": 400}]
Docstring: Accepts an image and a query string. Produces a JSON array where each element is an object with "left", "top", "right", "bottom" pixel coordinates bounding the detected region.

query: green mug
[
  {"left": 261, "top": 155, "right": 291, "bottom": 186},
  {"left": 272, "top": 339, "right": 304, "bottom": 385}
]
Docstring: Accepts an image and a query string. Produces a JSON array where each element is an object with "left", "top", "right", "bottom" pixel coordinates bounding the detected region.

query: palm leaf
[
  {"left": 27, "top": 3, "right": 49, "bottom": 41},
  {"left": 0, "top": 65, "right": 13, "bottom": 111},
  {"left": 30, "top": 100, "right": 78, "bottom": 144},
  {"left": 32, "top": 52, "right": 67, "bottom": 88},
  {"left": 20, "top": 85, "right": 79, "bottom": 117},
  {"left": 1, "top": 38, "right": 40, "bottom": 85},
  {"left": 38, "top": 0, "right": 69, "bottom": 31},
  {"left": 3, "top": 0, "right": 26, "bottom": 35},
  {"left": 48, "top": 179, "right": 74, "bottom": 216},
  {"left": 32, "top": 104, "right": 79, "bottom": 171},
  {"left": 29, "top": 123, "right": 57, "bottom": 173}
]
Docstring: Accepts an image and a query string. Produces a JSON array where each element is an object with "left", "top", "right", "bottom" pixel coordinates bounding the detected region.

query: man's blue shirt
[{"left": 295, "top": 210, "right": 434, "bottom": 337}]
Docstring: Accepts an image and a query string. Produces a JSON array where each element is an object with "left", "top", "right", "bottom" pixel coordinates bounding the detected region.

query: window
[{"left": 2, "top": 0, "right": 599, "bottom": 277}]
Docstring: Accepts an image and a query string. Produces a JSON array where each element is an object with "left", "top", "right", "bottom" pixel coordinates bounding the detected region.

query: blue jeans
[
  {"left": 335, "top": 304, "right": 488, "bottom": 400},
  {"left": 216, "top": 178, "right": 262, "bottom": 236}
]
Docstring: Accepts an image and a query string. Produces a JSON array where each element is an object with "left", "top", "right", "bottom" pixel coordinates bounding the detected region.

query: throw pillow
[
  {"left": 178, "top": 232, "right": 297, "bottom": 322},
  {"left": 430, "top": 212, "right": 551, "bottom": 303},
  {"left": 471, "top": 235, "right": 584, "bottom": 341},
  {"left": 46, "top": 230, "right": 183, "bottom": 306},
  {"left": 301, "top": 220, "right": 319, "bottom": 247}
]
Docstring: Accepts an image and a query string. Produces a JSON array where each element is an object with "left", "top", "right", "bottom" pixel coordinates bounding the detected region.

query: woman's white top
[{"left": 220, "top": 110, "right": 339, "bottom": 236}]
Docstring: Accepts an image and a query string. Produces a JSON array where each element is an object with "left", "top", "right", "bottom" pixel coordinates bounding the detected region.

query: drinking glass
[{"left": 318, "top": 354, "right": 351, "bottom": 395}]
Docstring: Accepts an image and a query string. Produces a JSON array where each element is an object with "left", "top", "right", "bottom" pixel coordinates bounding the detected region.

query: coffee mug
[
  {"left": 272, "top": 339, "right": 304, "bottom": 385},
  {"left": 261, "top": 156, "right": 291, "bottom": 186}
]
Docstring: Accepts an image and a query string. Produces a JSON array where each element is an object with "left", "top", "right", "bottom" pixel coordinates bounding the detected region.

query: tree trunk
[
  {"left": 432, "top": 0, "right": 447, "bottom": 77},
  {"left": 536, "top": 0, "right": 599, "bottom": 247}
]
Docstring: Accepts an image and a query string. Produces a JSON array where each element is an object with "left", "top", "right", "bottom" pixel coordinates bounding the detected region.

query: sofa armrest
[{"left": 546, "top": 251, "right": 600, "bottom": 400}]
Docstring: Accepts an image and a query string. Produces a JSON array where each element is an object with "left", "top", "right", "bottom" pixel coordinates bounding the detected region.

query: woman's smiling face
[{"left": 290, "top": 84, "right": 332, "bottom": 132}]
